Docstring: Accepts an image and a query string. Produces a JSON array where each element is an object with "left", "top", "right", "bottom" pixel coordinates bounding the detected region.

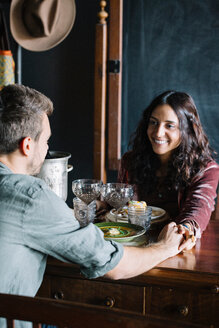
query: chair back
[{"left": 0, "top": 292, "right": 197, "bottom": 328}]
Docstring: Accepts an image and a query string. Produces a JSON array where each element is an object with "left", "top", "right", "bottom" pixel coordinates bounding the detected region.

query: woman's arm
[{"left": 175, "top": 161, "right": 219, "bottom": 235}]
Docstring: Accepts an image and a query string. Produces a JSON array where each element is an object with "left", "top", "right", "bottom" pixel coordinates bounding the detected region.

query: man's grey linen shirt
[{"left": 0, "top": 162, "right": 123, "bottom": 297}]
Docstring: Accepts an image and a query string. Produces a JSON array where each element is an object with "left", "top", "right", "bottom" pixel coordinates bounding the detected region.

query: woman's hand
[
  {"left": 177, "top": 223, "right": 196, "bottom": 251},
  {"left": 96, "top": 200, "right": 111, "bottom": 217}
]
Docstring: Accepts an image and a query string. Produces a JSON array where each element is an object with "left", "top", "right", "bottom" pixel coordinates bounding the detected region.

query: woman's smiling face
[{"left": 147, "top": 104, "right": 181, "bottom": 162}]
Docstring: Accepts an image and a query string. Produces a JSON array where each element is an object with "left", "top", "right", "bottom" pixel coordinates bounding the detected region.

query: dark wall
[
  {"left": 122, "top": 0, "right": 219, "bottom": 161},
  {"left": 2, "top": 0, "right": 99, "bottom": 206},
  {"left": 3, "top": 0, "right": 218, "bottom": 206}
]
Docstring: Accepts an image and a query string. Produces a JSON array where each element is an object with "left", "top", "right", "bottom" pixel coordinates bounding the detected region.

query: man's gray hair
[{"left": 0, "top": 84, "right": 53, "bottom": 154}]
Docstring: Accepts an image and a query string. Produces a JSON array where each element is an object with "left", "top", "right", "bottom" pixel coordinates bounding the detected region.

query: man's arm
[{"left": 104, "top": 222, "right": 191, "bottom": 280}]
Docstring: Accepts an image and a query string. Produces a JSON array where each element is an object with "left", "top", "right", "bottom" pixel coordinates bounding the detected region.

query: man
[{"left": 0, "top": 84, "right": 191, "bottom": 299}]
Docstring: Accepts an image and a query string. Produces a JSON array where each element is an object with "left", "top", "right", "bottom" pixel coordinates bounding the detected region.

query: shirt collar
[{"left": 0, "top": 161, "right": 13, "bottom": 174}]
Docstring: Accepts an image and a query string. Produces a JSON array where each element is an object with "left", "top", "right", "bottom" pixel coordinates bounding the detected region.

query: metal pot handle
[{"left": 67, "top": 164, "right": 73, "bottom": 173}]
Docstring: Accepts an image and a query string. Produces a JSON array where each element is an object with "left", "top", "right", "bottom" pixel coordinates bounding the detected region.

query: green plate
[{"left": 95, "top": 222, "right": 146, "bottom": 243}]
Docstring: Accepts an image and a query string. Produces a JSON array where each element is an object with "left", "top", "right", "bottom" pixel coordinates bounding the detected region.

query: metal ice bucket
[{"left": 37, "top": 151, "right": 73, "bottom": 201}]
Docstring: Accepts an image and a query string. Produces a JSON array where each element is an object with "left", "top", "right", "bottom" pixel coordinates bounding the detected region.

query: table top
[
  {"left": 156, "top": 220, "right": 219, "bottom": 274},
  {"left": 46, "top": 220, "right": 219, "bottom": 286}
]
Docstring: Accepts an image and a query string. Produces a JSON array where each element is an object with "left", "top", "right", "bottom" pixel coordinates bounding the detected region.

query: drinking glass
[
  {"left": 73, "top": 197, "right": 96, "bottom": 227},
  {"left": 72, "top": 179, "right": 102, "bottom": 205},
  {"left": 100, "top": 183, "right": 134, "bottom": 209},
  {"left": 128, "top": 206, "right": 152, "bottom": 231}
]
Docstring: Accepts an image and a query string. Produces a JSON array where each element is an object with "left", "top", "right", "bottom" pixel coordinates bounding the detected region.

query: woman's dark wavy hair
[{"left": 123, "top": 90, "right": 215, "bottom": 192}]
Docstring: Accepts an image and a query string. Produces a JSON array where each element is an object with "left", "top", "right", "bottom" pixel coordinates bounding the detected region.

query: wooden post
[
  {"left": 108, "top": 0, "right": 123, "bottom": 170},
  {"left": 93, "top": 1, "right": 108, "bottom": 182}
]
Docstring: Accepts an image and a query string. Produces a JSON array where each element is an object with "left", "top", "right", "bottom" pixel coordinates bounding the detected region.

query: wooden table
[{"left": 38, "top": 221, "right": 219, "bottom": 327}]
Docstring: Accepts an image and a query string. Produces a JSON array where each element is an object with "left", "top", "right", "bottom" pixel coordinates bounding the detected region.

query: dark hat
[{"left": 10, "top": 0, "right": 76, "bottom": 52}]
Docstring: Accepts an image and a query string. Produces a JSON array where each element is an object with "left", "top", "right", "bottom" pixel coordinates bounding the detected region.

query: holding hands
[
  {"left": 177, "top": 222, "right": 196, "bottom": 251},
  {"left": 158, "top": 221, "right": 196, "bottom": 257}
]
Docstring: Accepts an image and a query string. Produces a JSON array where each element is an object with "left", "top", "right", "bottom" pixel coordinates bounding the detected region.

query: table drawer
[
  {"left": 50, "top": 276, "right": 145, "bottom": 314},
  {"left": 146, "top": 286, "right": 191, "bottom": 321},
  {"left": 146, "top": 285, "right": 219, "bottom": 326}
]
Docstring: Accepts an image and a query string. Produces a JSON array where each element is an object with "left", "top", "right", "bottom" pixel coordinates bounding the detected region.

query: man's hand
[{"left": 157, "top": 222, "right": 187, "bottom": 257}]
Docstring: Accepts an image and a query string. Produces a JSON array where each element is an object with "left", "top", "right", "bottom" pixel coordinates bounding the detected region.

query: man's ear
[{"left": 19, "top": 137, "right": 33, "bottom": 156}]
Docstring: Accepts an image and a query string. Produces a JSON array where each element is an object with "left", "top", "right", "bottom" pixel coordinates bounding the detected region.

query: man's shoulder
[{"left": 0, "top": 173, "right": 48, "bottom": 199}]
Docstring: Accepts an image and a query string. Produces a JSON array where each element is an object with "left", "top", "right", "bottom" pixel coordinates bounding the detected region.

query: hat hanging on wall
[{"left": 10, "top": 0, "right": 76, "bottom": 52}]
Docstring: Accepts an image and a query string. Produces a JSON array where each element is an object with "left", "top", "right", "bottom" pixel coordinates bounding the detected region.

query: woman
[{"left": 118, "top": 91, "right": 219, "bottom": 245}]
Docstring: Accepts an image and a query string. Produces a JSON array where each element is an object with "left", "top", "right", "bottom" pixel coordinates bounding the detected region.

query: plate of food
[
  {"left": 151, "top": 206, "right": 166, "bottom": 220},
  {"left": 95, "top": 222, "right": 146, "bottom": 242}
]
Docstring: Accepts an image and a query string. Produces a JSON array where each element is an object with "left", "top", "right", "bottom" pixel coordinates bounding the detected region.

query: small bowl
[{"left": 110, "top": 207, "right": 128, "bottom": 221}]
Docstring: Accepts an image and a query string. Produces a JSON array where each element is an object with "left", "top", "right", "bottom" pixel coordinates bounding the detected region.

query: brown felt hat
[{"left": 10, "top": 0, "right": 76, "bottom": 52}]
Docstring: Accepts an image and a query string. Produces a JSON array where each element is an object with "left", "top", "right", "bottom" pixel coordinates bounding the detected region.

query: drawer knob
[
  {"left": 178, "top": 305, "right": 189, "bottom": 317},
  {"left": 104, "top": 296, "right": 115, "bottom": 308},
  {"left": 53, "top": 291, "right": 64, "bottom": 300},
  {"left": 211, "top": 285, "right": 219, "bottom": 294}
]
